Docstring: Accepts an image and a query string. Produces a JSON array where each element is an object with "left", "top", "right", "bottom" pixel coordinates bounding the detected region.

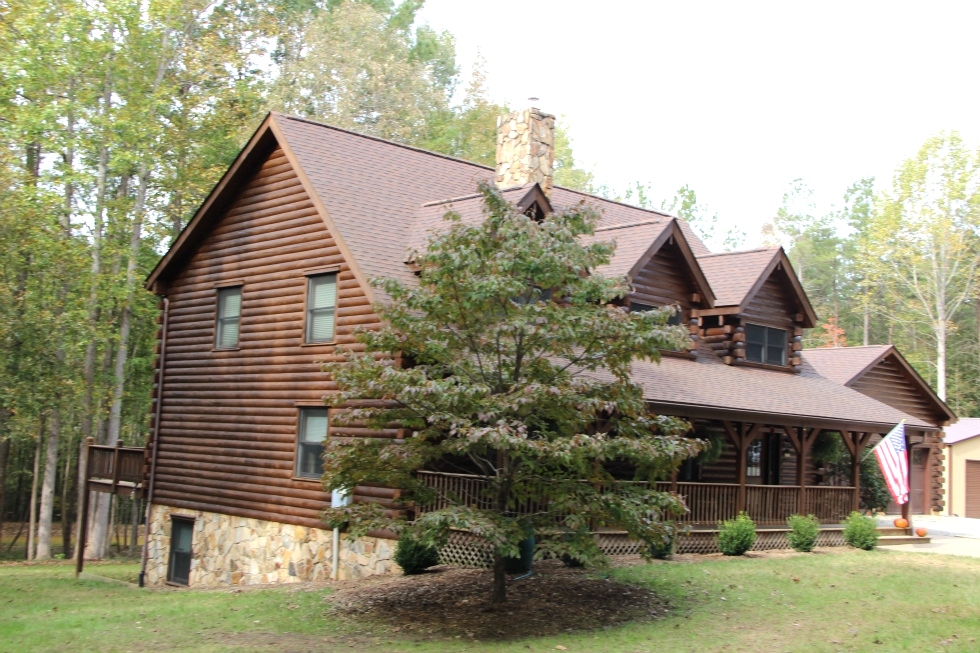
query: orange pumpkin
[
  {"left": 916, "top": 527, "right": 928, "bottom": 537},
  {"left": 894, "top": 518, "right": 909, "bottom": 529}
]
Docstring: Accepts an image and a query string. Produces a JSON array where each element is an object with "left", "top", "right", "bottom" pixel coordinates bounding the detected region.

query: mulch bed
[{"left": 328, "top": 558, "right": 671, "bottom": 641}]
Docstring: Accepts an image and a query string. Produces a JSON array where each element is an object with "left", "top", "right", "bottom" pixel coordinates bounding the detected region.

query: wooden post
[
  {"left": 670, "top": 470, "right": 678, "bottom": 494},
  {"left": 797, "top": 427, "right": 807, "bottom": 515},
  {"left": 111, "top": 440, "right": 123, "bottom": 495},
  {"left": 723, "top": 422, "right": 747, "bottom": 514},
  {"left": 850, "top": 432, "right": 861, "bottom": 513},
  {"left": 75, "top": 437, "right": 94, "bottom": 578},
  {"left": 902, "top": 433, "right": 913, "bottom": 527}
]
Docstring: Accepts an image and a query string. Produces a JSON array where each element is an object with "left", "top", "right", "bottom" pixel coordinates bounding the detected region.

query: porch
[{"left": 415, "top": 472, "right": 856, "bottom": 527}]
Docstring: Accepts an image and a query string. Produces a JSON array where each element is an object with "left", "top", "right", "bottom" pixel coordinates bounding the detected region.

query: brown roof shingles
[
  {"left": 696, "top": 248, "right": 779, "bottom": 307},
  {"left": 801, "top": 345, "right": 892, "bottom": 385},
  {"left": 628, "top": 352, "right": 933, "bottom": 430}
]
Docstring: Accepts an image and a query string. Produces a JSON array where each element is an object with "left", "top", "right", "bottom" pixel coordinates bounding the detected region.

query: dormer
[
  {"left": 590, "top": 218, "right": 714, "bottom": 356},
  {"left": 695, "top": 248, "right": 816, "bottom": 371}
]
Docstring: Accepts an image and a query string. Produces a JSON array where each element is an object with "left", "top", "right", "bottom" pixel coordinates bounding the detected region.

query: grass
[{"left": 1, "top": 549, "right": 979, "bottom": 653}]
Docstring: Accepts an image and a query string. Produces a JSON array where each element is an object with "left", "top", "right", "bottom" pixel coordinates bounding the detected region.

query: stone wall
[
  {"left": 495, "top": 108, "right": 555, "bottom": 196},
  {"left": 144, "top": 504, "right": 399, "bottom": 587}
]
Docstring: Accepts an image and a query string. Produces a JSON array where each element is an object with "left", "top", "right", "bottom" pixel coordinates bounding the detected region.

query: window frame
[
  {"left": 167, "top": 515, "right": 195, "bottom": 586},
  {"left": 213, "top": 285, "right": 243, "bottom": 350},
  {"left": 303, "top": 272, "right": 338, "bottom": 345},
  {"left": 294, "top": 407, "right": 329, "bottom": 480},
  {"left": 744, "top": 323, "right": 788, "bottom": 366}
]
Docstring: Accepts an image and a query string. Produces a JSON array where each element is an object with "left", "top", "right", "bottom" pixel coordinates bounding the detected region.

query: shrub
[
  {"left": 394, "top": 533, "right": 440, "bottom": 575},
  {"left": 717, "top": 512, "right": 756, "bottom": 556},
  {"left": 786, "top": 514, "right": 820, "bottom": 552},
  {"left": 646, "top": 531, "right": 675, "bottom": 560},
  {"left": 843, "top": 511, "right": 879, "bottom": 550}
]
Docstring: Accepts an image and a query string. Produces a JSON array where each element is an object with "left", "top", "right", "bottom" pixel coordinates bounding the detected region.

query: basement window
[
  {"left": 167, "top": 517, "right": 194, "bottom": 586},
  {"left": 745, "top": 324, "right": 787, "bottom": 365},
  {"left": 296, "top": 408, "right": 329, "bottom": 479},
  {"left": 214, "top": 286, "right": 242, "bottom": 349}
]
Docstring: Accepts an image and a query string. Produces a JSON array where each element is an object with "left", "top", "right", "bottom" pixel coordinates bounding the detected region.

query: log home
[{"left": 101, "top": 108, "right": 952, "bottom": 587}]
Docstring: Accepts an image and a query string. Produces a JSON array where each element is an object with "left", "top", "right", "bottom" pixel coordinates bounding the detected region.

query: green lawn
[{"left": 1, "top": 549, "right": 979, "bottom": 653}]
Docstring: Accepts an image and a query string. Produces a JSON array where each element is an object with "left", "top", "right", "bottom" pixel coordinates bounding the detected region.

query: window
[
  {"left": 745, "top": 324, "right": 787, "bottom": 365},
  {"left": 167, "top": 517, "right": 194, "bottom": 585},
  {"left": 215, "top": 286, "right": 241, "bottom": 349},
  {"left": 296, "top": 408, "right": 328, "bottom": 478},
  {"left": 631, "top": 302, "right": 683, "bottom": 326},
  {"left": 746, "top": 440, "right": 762, "bottom": 478},
  {"left": 305, "top": 274, "right": 337, "bottom": 343}
]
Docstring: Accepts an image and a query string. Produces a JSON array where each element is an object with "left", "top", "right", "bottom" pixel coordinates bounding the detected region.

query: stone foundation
[{"left": 144, "top": 504, "right": 399, "bottom": 587}]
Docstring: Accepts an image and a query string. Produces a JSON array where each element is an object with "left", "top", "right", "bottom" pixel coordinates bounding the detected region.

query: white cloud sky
[{"left": 417, "top": 0, "right": 980, "bottom": 248}]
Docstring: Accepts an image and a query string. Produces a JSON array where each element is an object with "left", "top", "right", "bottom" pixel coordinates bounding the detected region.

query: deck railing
[
  {"left": 88, "top": 444, "right": 146, "bottom": 485},
  {"left": 415, "top": 472, "right": 855, "bottom": 526},
  {"left": 805, "top": 486, "right": 854, "bottom": 523},
  {"left": 746, "top": 485, "right": 801, "bottom": 525}
]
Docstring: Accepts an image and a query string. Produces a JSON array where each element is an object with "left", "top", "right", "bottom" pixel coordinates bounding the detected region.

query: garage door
[{"left": 967, "top": 460, "right": 980, "bottom": 519}]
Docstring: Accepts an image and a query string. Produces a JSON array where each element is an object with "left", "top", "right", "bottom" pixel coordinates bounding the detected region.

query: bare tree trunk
[
  {"left": 27, "top": 425, "right": 42, "bottom": 561},
  {"left": 61, "top": 439, "right": 74, "bottom": 557},
  {"left": 492, "top": 553, "right": 507, "bottom": 603},
  {"left": 35, "top": 412, "right": 61, "bottom": 559},
  {"left": 863, "top": 301, "right": 870, "bottom": 346},
  {"left": 130, "top": 496, "right": 140, "bottom": 556},
  {"left": 0, "top": 433, "right": 9, "bottom": 542},
  {"left": 89, "top": 163, "right": 148, "bottom": 558},
  {"left": 73, "top": 439, "right": 88, "bottom": 563}
]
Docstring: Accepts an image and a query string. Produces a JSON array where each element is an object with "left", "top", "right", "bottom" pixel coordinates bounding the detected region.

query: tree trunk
[
  {"left": 491, "top": 552, "right": 507, "bottom": 604},
  {"left": 35, "top": 411, "right": 61, "bottom": 559},
  {"left": 61, "top": 437, "right": 74, "bottom": 557},
  {"left": 27, "top": 426, "right": 42, "bottom": 561},
  {"left": 863, "top": 301, "right": 870, "bottom": 347},
  {"left": 130, "top": 496, "right": 140, "bottom": 556},
  {"left": 0, "top": 434, "right": 9, "bottom": 543}
]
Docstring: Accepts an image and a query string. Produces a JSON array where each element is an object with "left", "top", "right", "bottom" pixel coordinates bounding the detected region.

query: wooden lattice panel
[
  {"left": 436, "top": 528, "right": 850, "bottom": 567},
  {"left": 438, "top": 530, "right": 494, "bottom": 568}
]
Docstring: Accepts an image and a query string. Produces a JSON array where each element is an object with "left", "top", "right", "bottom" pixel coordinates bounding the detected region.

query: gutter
[{"left": 139, "top": 296, "right": 169, "bottom": 587}]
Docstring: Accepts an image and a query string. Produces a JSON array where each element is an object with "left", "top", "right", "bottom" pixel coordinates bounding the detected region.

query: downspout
[
  {"left": 331, "top": 489, "right": 350, "bottom": 580},
  {"left": 139, "top": 296, "right": 169, "bottom": 587}
]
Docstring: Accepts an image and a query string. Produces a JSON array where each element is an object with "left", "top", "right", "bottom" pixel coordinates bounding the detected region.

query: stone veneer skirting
[{"left": 144, "top": 504, "right": 399, "bottom": 587}]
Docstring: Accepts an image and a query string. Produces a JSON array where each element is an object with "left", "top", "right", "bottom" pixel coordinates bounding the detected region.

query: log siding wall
[
  {"left": 151, "top": 145, "right": 382, "bottom": 529},
  {"left": 849, "top": 356, "right": 947, "bottom": 512}
]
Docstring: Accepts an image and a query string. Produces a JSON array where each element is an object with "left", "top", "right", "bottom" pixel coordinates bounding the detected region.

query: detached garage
[{"left": 944, "top": 419, "right": 980, "bottom": 519}]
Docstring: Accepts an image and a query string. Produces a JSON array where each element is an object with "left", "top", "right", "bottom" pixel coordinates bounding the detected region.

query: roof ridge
[
  {"left": 594, "top": 218, "right": 666, "bottom": 232},
  {"left": 421, "top": 185, "right": 527, "bottom": 208},
  {"left": 551, "top": 185, "right": 677, "bottom": 219},
  {"left": 804, "top": 344, "right": 892, "bottom": 352},
  {"left": 697, "top": 247, "right": 780, "bottom": 259},
  {"left": 274, "top": 112, "right": 496, "bottom": 173}
]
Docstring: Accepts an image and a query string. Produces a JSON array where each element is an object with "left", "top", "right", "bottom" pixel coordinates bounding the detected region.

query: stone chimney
[{"left": 495, "top": 108, "right": 555, "bottom": 196}]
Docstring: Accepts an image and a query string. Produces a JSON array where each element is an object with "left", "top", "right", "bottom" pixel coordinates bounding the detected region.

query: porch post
[
  {"left": 850, "top": 432, "right": 861, "bottom": 513},
  {"left": 722, "top": 421, "right": 747, "bottom": 514},
  {"left": 902, "top": 432, "right": 913, "bottom": 524},
  {"left": 797, "top": 427, "right": 807, "bottom": 515}
]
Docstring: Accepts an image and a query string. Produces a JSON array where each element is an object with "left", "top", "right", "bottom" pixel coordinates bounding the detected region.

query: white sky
[{"left": 417, "top": 0, "right": 980, "bottom": 249}]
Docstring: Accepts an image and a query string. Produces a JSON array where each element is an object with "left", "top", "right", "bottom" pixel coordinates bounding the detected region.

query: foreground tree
[{"left": 322, "top": 183, "right": 700, "bottom": 602}]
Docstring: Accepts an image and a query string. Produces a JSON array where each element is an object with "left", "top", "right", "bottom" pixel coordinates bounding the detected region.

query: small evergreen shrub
[
  {"left": 646, "top": 531, "right": 675, "bottom": 560},
  {"left": 843, "top": 511, "right": 879, "bottom": 550},
  {"left": 394, "top": 533, "right": 440, "bottom": 574},
  {"left": 786, "top": 514, "right": 820, "bottom": 552},
  {"left": 717, "top": 512, "right": 756, "bottom": 556}
]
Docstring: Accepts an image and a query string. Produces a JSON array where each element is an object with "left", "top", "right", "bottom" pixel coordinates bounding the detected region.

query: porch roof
[{"left": 628, "top": 352, "right": 934, "bottom": 433}]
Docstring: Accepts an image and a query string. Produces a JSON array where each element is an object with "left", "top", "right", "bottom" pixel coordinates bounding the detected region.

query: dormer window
[
  {"left": 745, "top": 324, "right": 787, "bottom": 366},
  {"left": 631, "top": 302, "right": 682, "bottom": 326}
]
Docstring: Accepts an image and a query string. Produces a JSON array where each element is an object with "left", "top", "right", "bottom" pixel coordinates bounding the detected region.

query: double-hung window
[
  {"left": 296, "top": 408, "right": 328, "bottom": 478},
  {"left": 745, "top": 324, "right": 787, "bottom": 366},
  {"left": 215, "top": 286, "right": 242, "bottom": 349},
  {"left": 305, "top": 274, "right": 337, "bottom": 343}
]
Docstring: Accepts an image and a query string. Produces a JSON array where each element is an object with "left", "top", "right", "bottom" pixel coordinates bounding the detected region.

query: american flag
[{"left": 873, "top": 421, "right": 909, "bottom": 505}]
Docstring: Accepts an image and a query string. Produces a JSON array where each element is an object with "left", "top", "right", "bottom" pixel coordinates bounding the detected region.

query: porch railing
[
  {"left": 805, "top": 486, "right": 854, "bottom": 523},
  {"left": 746, "top": 485, "right": 800, "bottom": 526},
  {"left": 415, "top": 472, "right": 855, "bottom": 526},
  {"left": 89, "top": 445, "right": 146, "bottom": 486}
]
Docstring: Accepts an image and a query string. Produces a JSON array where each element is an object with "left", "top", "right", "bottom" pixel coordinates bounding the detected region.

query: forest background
[{"left": 1, "top": 0, "right": 978, "bottom": 561}]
